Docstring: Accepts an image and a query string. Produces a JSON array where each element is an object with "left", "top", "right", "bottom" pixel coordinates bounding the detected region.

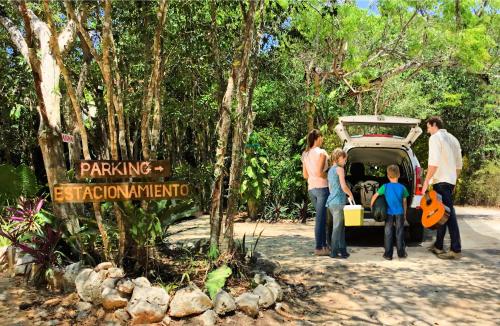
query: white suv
[{"left": 334, "top": 115, "right": 425, "bottom": 242}]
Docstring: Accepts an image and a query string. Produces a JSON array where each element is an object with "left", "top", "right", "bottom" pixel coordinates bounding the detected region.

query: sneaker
[
  {"left": 383, "top": 255, "right": 392, "bottom": 261},
  {"left": 398, "top": 252, "right": 408, "bottom": 259},
  {"left": 437, "top": 251, "right": 462, "bottom": 260},
  {"left": 429, "top": 246, "right": 445, "bottom": 255},
  {"left": 340, "top": 252, "right": 350, "bottom": 259}
]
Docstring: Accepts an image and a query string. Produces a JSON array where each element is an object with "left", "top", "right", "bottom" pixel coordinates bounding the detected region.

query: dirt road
[{"left": 170, "top": 206, "right": 500, "bottom": 326}]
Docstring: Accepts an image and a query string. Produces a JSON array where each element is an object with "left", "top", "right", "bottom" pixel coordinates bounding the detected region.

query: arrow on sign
[{"left": 154, "top": 166, "right": 164, "bottom": 172}]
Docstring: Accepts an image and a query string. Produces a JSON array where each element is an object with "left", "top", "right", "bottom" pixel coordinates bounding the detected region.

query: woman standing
[
  {"left": 302, "top": 129, "right": 330, "bottom": 256},
  {"left": 326, "top": 148, "right": 354, "bottom": 259}
]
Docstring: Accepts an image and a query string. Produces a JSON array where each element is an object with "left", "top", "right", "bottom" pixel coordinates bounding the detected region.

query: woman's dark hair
[
  {"left": 306, "top": 129, "right": 322, "bottom": 150},
  {"left": 426, "top": 116, "right": 444, "bottom": 129}
]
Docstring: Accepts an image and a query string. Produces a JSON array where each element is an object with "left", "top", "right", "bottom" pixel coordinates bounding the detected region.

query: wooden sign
[
  {"left": 61, "top": 133, "right": 74, "bottom": 143},
  {"left": 53, "top": 182, "right": 189, "bottom": 203},
  {"left": 76, "top": 160, "right": 171, "bottom": 179}
]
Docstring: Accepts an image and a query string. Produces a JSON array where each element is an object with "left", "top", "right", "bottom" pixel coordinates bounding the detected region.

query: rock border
[{"left": 0, "top": 251, "right": 285, "bottom": 325}]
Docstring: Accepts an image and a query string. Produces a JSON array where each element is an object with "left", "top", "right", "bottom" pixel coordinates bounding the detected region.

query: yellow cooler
[{"left": 344, "top": 200, "right": 364, "bottom": 226}]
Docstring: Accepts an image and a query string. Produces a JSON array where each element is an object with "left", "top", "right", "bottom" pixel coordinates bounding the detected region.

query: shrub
[
  {"left": 456, "top": 160, "right": 500, "bottom": 207},
  {"left": 0, "top": 164, "right": 40, "bottom": 206}
]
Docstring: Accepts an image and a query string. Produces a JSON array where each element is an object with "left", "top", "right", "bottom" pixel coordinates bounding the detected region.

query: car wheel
[{"left": 409, "top": 223, "right": 424, "bottom": 243}]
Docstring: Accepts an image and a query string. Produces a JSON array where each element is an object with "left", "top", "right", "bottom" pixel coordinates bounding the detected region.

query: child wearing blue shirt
[{"left": 370, "top": 165, "right": 409, "bottom": 260}]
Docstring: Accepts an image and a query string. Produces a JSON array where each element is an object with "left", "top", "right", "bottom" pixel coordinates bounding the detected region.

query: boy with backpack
[{"left": 370, "top": 165, "right": 409, "bottom": 260}]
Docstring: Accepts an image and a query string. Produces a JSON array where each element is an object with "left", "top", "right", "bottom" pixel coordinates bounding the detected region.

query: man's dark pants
[{"left": 433, "top": 182, "right": 461, "bottom": 253}]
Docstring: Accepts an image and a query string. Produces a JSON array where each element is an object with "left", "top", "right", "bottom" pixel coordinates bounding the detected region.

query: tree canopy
[{"left": 0, "top": 0, "right": 498, "bottom": 263}]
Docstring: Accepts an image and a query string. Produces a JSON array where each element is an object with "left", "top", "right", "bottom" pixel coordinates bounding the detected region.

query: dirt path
[
  {"left": 169, "top": 206, "right": 500, "bottom": 325},
  {"left": 1, "top": 206, "right": 498, "bottom": 326},
  {"left": 0, "top": 273, "right": 66, "bottom": 326}
]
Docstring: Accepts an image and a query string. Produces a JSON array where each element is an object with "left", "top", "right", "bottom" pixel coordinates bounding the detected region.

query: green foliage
[
  {"left": 0, "top": 0, "right": 497, "bottom": 253},
  {"left": 125, "top": 204, "right": 163, "bottom": 247},
  {"left": 205, "top": 264, "right": 232, "bottom": 299},
  {"left": 16, "top": 165, "right": 41, "bottom": 198},
  {"left": 0, "top": 165, "right": 21, "bottom": 206},
  {"left": 0, "top": 164, "right": 41, "bottom": 206},
  {"left": 240, "top": 134, "right": 270, "bottom": 217},
  {"left": 174, "top": 163, "right": 214, "bottom": 212},
  {"left": 207, "top": 244, "right": 219, "bottom": 261},
  {"left": 0, "top": 236, "right": 10, "bottom": 247},
  {"left": 122, "top": 199, "right": 198, "bottom": 247},
  {"left": 262, "top": 200, "right": 292, "bottom": 221},
  {"left": 456, "top": 160, "right": 500, "bottom": 207}
]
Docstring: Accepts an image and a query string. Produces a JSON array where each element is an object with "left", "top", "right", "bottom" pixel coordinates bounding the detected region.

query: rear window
[{"left": 346, "top": 124, "right": 413, "bottom": 138}]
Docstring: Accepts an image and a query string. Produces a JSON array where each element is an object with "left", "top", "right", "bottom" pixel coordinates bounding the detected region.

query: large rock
[
  {"left": 101, "top": 277, "right": 119, "bottom": 289},
  {"left": 253, "top": 272, "right": 267, "bottom": 285},
  {"left": 213, "top": 290, "right": 236, "bottom": 316},
  {"left": 94, "top": 262, "right": 113, "bottom": 272},
  {"left": 253, "top": 284, "right": 275, "bottom": 308},
  {"left": 63, "top": 262, "right": 84, "bottom": 291},
  {"left": 117, "top": 278, "right": 135, "bottom": 295},
  {"left": 127, "top": 286, "right": 170, "bottom": 324},
  {"left": 265, "top": 281, "right": 283, "bottom": 302},
  {"left": 169, "top": 285, "right": 213, "bottom": 317},
  {"left": 235, "top": 293, "right": 259, "bottom": 318},
  {"left": 102, "top": 287, "right": 128, "bottom": 310},
  {"left": 75, "top": 268, "right": 108, "bottom": 304},
  {"left": 196, "top": 309, "right": 217, "bottom": 326},
  {"left": 107, "top": 267, "right": 125, "bottom": 278},
  {"left": 132, "top": 277, "right": 151, "bottom": 288},
  {"left": 15, "top": 254, "right": 34, "bottom": 275}
]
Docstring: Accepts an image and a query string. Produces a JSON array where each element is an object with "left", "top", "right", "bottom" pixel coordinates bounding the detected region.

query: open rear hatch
[{"left": 334, "top": 115, "right": 422, "bottom": 148}]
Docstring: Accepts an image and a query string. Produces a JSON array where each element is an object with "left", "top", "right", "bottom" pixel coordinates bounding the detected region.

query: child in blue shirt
[{"left": 370, "top": 165, "right": 409, "bottom": 260}]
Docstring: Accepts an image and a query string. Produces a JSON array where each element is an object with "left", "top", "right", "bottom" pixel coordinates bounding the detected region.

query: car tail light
[{"left": 415, "top": 166, "right": 423, "bottom": 195}]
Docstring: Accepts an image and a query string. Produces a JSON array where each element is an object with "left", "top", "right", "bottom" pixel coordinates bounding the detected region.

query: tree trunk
[
  {"left": 1, "top": 2, "right": 80, "bottom": 233},
  {"left": 150, "top": 62, "right": 164, "bottom": 160},
  {"left": 247, "top": 198, "right": 258, "bottom": 220},
  {"left": 209, "top": 0, "right": 226, "bottom": 105},
  {"left": 209, "top": 71, "right": 234, "bottom": 248},
  {"left": 102, "top": 0, "right": 118, "bottom": 161},
  {"left": 305, "top": 60, "right": 315, "bottom": 131},
  {"left": 141, "top": 0, "right": 169, "bottom": 160},
  {"left": 38, "top": 128, "right": 79, "bottom": 234},
  {"left": 220, "top": 0, "right": 260, "bottom": 251},
  {"left": 44, "top": 0, "right": 112, "bottom": 260},
  {"left": 455, "top": 0, "right": 462, "bottom": 30},
  {"left": 312, "top": 69, "right": 320, "bottom": 125},
  {"left": 109, "top": 34, "right": 129, "bottom": 160}
]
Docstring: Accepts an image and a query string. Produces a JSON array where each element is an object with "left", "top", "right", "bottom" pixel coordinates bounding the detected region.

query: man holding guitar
[{"left": 422, "top": 116, "right": 463, "bottom": 260}]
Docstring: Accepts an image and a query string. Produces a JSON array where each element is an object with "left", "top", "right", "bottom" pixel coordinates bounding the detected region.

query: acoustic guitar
[{"left": 420, "top": 190, "right": 450, "bottom": 229}]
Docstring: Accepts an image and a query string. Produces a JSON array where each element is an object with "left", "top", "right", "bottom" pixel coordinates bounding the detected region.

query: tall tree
[
  {"left": 0, "top": 1, "right": 80, "bottom": 233},
  {"left": 141, "top": 0, "right": 169, "bottom": 160},
  {"left": 210, "top": 0, "right": 263, "bottom": 251},
  {"left": 43, "top": 0, "right": 112, "bottom": 260}
]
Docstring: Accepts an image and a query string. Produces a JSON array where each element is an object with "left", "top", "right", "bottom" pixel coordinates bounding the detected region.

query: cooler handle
[{"left": 348, "top": 197, "right": 356, "bottom": 205}]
